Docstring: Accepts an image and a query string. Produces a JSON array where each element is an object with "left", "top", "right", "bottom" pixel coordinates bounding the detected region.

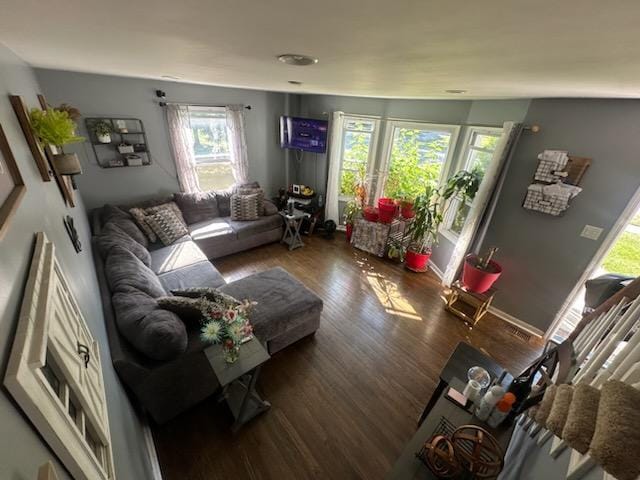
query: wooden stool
[{"left": 445, "top": 281, "right": 496, "bottom": 326}]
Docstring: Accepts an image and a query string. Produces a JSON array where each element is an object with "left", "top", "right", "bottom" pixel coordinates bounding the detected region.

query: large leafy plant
[
  {"left": 405, "top": 169, "right": 482, "bottom": 254},
  {"left": 29, "top": 108, "right": 84, "bottom": 150}
]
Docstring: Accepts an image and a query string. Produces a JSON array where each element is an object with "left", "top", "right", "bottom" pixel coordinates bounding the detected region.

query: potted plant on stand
[
  {"left": 30, "top": 107, "right": 85, "bottom": 175},
  {"left": 404, "top": 169, "right": 482, "bottom": 272},
  {"left": 93, "top": 120, "right": 113, "bottom": 143},
  {"left": 343, "top": 200, "right": 361, "bottom": 243},
  {"left": 462, "top": 246, "right": 503, "bottom": 293},
  {"left": 397, "top": 193, "right": 415, "bottom": 219}
]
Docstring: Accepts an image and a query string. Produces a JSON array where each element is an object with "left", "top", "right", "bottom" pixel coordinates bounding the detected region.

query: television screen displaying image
[{"left": 280, "top": 116, "right": 328, "bottom": 153}]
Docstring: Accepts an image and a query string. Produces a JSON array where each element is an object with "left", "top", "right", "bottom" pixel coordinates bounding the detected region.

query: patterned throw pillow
[
  {"left": 236, "top": 187, "right": 264, "bottom": 215},
  {"left": 230, "top": 193, "right": 261, "bottom": 221},
  {"left": 145, "top": 209, "right": 188, "bottom": 245},
  {"left": 171, "top": 287, "right": 241, "bottom": 307},
  {"left": 157, "top": 296, "right": 205, "bottom": 326},
  {"left": 129, "top": 201, "right": 186, "bottom": 243}
]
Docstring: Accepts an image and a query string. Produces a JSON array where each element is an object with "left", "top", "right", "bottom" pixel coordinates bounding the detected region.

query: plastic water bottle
[{"left": 475, "top": 385, "right": 505, "bottom": 421}]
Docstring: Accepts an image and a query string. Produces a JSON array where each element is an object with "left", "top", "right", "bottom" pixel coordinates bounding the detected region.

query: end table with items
[
  {"left": 279, "top": 210, "right": 309, "bottom": 250},
  {"left": 205, "top": 337, "right": 271, "bottom": 432}
]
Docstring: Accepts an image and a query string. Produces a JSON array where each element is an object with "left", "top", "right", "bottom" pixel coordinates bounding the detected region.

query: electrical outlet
[{"left": 580, "top": 225, "right": 603, "bottom": 241}]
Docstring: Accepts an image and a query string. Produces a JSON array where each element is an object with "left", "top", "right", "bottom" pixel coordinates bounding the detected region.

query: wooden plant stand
[{"left": 445, "top": 281, "right": 497, "bottom": 326}]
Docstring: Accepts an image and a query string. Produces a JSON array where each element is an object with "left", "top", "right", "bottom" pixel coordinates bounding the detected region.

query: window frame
[
  {"left": 441, "top": 126, "right": 503, "bottom": 243},
  {"left": 374, "top": 120, "right": 461, "bottom": 201},
  {"left": 337, "top": 115, "right": 380, "bottom": 202}
]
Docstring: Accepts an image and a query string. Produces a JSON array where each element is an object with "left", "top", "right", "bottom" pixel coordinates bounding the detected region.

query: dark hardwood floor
[{"left": 152, "top": 234, "right": 542, "bottom": 480}]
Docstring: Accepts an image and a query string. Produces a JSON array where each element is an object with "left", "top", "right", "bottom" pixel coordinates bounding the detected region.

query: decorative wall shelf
[{"left": 84, "top": 117, "right": 152, "bottom": 169}]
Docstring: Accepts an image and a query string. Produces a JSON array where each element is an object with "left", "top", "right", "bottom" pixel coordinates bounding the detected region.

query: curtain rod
[{"left": 158, "top": 101, "right": 252, "bottom": 110}]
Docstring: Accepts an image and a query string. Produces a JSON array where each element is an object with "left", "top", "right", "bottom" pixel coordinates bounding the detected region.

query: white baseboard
[
  {"left": 428, "top": 260, "right": 444, "bottom": 280},
  {"left": 142, "top": 414, "right": 163, "bottom": 480},
  {"left": 487, "top": 305, "right": 544, "bottom": 338}
]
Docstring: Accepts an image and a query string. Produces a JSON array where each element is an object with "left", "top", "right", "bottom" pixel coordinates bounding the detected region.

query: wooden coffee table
[{"left": 205, "top": 338, "right": 271, "bottom": 432}]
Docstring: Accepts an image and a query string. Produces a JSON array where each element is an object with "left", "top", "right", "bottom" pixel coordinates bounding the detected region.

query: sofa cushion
[
  {"left": 158, "top": 261, "right": 226, "bottom": 292},
  {"left": 149, "top": 240, "right": 208, "bottom": 274},
  {"left": 146, "top": 209, "right": 189, "bottom": 246},
  {"left": 112, "top": 288, "right": 187, "bottom": 361},
  {"left": 145, "top": 201, "right": 187, "bottom": 226},
  {"left": 263, "top": 199, "right": 279, "bottom": 216},
  {"left": 215, "top": 188, "right": 234, "bottom": 217},
  {"left": 105, "top": 245, "right": 166, "bottom": 298},
  {"left": 129, "top": 207, "right": 159, "bottom": 243},
  {"left": 218, "top": 267, "right": 322, "bottom": 341},
  {"left": 188, "top": 218, "right": 236, "bottom": 241},
  {"left": 174, "top": 191, "right": 219, "bottom": 224},
  {"left": 107, "top": 215, "right": 149, "bottom": 248},
  {"left": 226, "top": 215, "right": 283, "bottom": 240},
  {"left": 236, "top": 186, "right": 265, "bottom": 215},
  {"left": 230, "top": 193, "right": 261, "bottom": 221},
  {"left": 101, "top": 204, "right": 131, "bottom": 225},
  {"left": 97, "top": 222, "right": 151, "bottom": 267}
]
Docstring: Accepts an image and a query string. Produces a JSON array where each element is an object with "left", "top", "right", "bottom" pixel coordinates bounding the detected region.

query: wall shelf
[{"left": 84, "top": 117, "right": 152, "bottom": 169}]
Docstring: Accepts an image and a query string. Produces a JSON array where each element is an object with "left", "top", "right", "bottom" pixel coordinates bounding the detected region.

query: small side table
[
  {"left": 205, "top": 338, "right": 271, "bottom": 432},
  {"left": 444, "top": 281, "right": 497, "bottom": 327},
  {"left": 279, "top": 211, "right": 308, "bottom": 250}
]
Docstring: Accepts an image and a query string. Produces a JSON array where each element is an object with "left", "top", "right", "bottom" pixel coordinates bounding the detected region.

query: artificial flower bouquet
[{"left": 199, "top": 297, "right": 257, "bottom": 363}]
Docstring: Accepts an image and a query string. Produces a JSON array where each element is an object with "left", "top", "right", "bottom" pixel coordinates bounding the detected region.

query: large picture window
[
  {"left": 443, "top": 127, "right": 502, "bottom": 239},
  {"left": 188, "top": 107, "right": 235, "bottom": 190}
]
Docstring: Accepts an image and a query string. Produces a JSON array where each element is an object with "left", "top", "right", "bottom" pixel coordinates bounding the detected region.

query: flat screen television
[{"left": 280, "top": 116, "right": 328, "bottom": 153}]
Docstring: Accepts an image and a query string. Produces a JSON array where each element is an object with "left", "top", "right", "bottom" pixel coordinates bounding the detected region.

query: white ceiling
[{"left": 2, "top": 0, "right": 640, "bottom": 99}]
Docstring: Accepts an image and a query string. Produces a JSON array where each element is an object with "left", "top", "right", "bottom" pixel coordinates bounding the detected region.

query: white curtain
[
  {"left": 325, "top": 111, "right": 345, "bottom": 224},
  {"left": 167, "top": 104, "right": 200, "bottom": 192},
  {"left": 442, "top": 121, "right": 523, "bottom": 285},
  {"left": 225, "top": 105, "right": 249, "bottom": 184}
]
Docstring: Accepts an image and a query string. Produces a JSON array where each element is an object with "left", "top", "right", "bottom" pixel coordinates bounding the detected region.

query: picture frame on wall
[
  {"left": 8, "top": 94, "right": 51, "bottom": 182},
  {"left": 0, "top": 122, "right": 27, "bottom": 240}
]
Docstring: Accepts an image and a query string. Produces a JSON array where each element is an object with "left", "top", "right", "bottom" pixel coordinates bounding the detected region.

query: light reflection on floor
[{"left": 365, "top": 271, "right": 423, "bottom": 321}]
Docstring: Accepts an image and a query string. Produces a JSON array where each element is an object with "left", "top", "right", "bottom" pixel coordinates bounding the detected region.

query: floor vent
[{"left": 506, "top": 324, "right": 532, "bottom": 342}]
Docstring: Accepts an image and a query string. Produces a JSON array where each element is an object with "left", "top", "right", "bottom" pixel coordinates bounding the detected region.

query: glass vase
[{"left": 223, "top": 342, "right": 240, "bottom": 364}]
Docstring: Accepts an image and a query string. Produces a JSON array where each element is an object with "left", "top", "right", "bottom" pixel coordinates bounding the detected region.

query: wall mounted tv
[{"left": 280, "top": 116, "right": 328, "bottom": 153}]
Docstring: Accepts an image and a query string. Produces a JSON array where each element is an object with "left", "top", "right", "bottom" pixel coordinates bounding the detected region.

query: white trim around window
[{"left": 374, "top": 121, "right": 461, "bottom": 201}]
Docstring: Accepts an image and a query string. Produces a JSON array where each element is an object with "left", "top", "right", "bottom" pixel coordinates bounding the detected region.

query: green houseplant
[
  {"left": 92, "top": 120, "right": 112, "bottom": 143},
  {"left": 343, "top": 200, "right": 361, "bottom": 242},
  {"left": 404, "top": 169, "right": 482, "bottom": 272},
  {"left": 29, "top": 107, "right": 84, "bottom": 175}
]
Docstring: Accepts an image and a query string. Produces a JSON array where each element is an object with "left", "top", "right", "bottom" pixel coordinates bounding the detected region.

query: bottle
[
  {"left": 487, "top": 393, "right": 516, "bottom": 428},
  {"left": 475, "top": 385, "right": 505, "bottom": 421}
]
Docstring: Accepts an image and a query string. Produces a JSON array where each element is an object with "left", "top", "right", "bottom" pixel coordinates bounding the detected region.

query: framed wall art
[
  {"left": 8, "top": 94, "right": 51, "bottom": 181},
  {"left": 0, "top": 122, "right": 26, "bottom": 240}
]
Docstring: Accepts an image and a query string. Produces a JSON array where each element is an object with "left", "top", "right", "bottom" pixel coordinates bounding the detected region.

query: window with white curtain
[
  {"left": 442, "top": 127, "right": 502, "bottom": 240},
  {"left": 187, "top": 107, "right": 235, "bottom": 190},
  {"left": 338, "top": 116, "right": 380, "bottom": 200}
]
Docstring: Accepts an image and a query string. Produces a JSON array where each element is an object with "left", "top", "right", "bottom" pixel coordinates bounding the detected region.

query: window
[
  {"left": 188, "top": 107, "right": 235, "bottom": 190},
  {"left": 443, "top": 127, "right": 502, "bottom": 239},
  {"left": 377, "top": 122, "right": 460, "bottom": 200},
  {"left": 338, "top": 116, "right": 379, "bottom": 199}
]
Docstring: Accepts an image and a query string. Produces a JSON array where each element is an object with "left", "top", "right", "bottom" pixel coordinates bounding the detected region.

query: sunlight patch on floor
[{"left": 365, "top": 271, "right": 423, "bottom": 321}]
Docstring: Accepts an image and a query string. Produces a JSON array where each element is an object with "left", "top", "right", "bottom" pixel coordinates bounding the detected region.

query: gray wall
[
  {"left": 481, "top": 98, "right": 640, "bottom": 332},
  {"left": 0, "top": 45, "right": 153, "bottom": 480},
  {"left": 35, "top": 69, "right": 288, "bottom": 209}
]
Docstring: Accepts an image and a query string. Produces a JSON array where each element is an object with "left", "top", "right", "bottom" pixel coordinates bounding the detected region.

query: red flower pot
[
  {"left": 346, "top": 223, "right": 353, "bottom": 242},
  {"left": 378, "top": 197, "right": 397, "bottom": 223},
  {"left": 363, "top": 206, "right": 379, "bottom": 222},
  {"left": 462, "top": 255, "right": 503, "bottom": 293},
  {"left": 405, "top": 249, "right": 431, "bottom": 272},
  {"left": 400, "top": 201, "right": 415, "bottom": 219}
]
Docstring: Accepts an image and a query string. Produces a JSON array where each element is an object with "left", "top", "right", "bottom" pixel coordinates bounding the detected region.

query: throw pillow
[
  {"left": 214, "top": 188, "right": 234, "bottom": 217},
  {"left": 174, "top": 191, "right": 219, "bottom": 224},
  {"left": 97, "top": 222, "right": 151, "bottom": 267},
  {"left": 105, "top": 245, "right": 166, "bottom": 298},
  {"left": 146, "top": 209, "right": 189, "bottom": 246},
  {"left": 145, "top": 201, "right": 187, "bottom": 227},
  {"left": 171, "top": 287, "right": 241, "bottom": 307},
  {"left": 263, "top": 199, "right": 278, "bottom": 216},
  {"left": 236, "top": 186, "right": 264, "bottom": 215},
  {"left": 112, "top": 288, "right": 187, "bottom": 361},
  {"left": 157, "top": 295, "right": 205, "bottom": 326},
  {"left": 230, "top": 193, "right": 261, "bottom": 221},
  {"left": 129, "top": 207, "right": 158, "bottom": 243}
]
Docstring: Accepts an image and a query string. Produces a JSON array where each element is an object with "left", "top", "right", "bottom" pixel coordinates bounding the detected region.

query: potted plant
[
  {"left": 29, "top": 107, "right": 85, "bottom": 175},
  {"left": 462, "top": 246, "right": 503, "bottom": 293},
  {"left": 343, "top": 200, "right": 361, "bottom": 242},
  {"left": 404, "top": 169, "right": 482, "bottom": 272},
  {"left": 93, "top": 120, "right": 113, "bottom": 143},
  {"left": 387, "top": 238, "right": 406, "bottom": 263},
  {"left": 397, "top": 193, "right": 415, "bottom": 219}
]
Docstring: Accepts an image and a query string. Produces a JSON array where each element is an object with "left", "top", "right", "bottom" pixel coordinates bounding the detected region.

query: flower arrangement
[{"left": 199, "top": 297, "right": 257, "bottom": 363}]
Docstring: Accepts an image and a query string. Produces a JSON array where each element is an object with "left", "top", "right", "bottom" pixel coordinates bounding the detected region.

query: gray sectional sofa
[{"left": 90, "top": 192, "right": 323, "bottom": 424}]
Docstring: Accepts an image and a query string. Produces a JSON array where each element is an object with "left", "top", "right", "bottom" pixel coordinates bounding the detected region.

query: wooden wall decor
[
  {"left": 36, "top": 93, "right": 75, "bottom": 207},
  {"left": 0, "top": 122, "right": 27, "bottom": 240},
  {"left": 9, "top": 94, "right": 51, "bottom": 181}
]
